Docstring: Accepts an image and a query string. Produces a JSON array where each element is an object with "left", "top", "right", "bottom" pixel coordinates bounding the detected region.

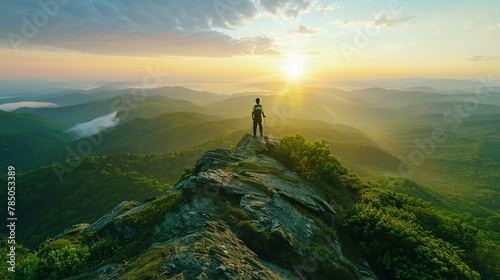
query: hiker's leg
[
  {"left": 258, "top": 121, "right": 263, "bottom": 136},
  {"left": 253, "top": 120, "right": 257, "bottom": 136}
]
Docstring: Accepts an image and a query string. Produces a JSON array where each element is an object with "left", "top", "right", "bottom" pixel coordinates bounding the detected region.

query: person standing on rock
[{"left": 252, "top": 98, "right": 266, "bottom": 138}]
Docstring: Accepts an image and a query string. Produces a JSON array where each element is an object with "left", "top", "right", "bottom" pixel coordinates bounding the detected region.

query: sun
[{"left": 281, "top": 54, "right": 307, "bottom": 81}]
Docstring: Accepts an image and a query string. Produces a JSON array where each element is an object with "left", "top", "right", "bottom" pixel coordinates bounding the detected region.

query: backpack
[{"left": 253, "top": 104, "right": 262, "bottom": 120}]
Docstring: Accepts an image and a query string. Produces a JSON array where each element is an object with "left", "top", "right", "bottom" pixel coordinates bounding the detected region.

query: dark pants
[{"left": 253, "top": 119, "right": 263, "bottom": 137}]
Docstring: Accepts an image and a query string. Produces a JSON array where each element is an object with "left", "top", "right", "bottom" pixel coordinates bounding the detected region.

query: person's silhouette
[{"left": 252, "top": 98, "right": 266, "bottom": 138}]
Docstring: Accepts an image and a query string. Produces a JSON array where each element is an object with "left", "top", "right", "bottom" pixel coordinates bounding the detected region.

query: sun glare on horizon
[{"left": 281, "top": 54, "right": 307, "bottom": 81}]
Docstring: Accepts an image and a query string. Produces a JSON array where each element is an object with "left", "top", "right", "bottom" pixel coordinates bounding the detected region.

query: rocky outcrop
[
  {"left": 58, "top": 134, "right": 376, "bottom": 279},
  {"left": 83, "top": 200, "right": 142, "bottom": 234},
  {"left": 152, "top": 198, "right": 282, "bottom": 279},
  {"left": 169, "top": 134, "right": 373, "bottom": 279},
  {"left": 182, "top": 134, "right": 334, "bottom": 214}
]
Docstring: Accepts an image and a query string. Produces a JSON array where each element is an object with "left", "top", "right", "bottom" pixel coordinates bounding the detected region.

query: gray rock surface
[{"left": 83, "top": 200, "right": 144, "bottom": 238}]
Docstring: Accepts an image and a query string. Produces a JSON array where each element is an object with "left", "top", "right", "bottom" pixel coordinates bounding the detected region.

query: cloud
[
  {"left": 336, "top": 15, "right": 414, "bottom": 30},
  {"left": 485, "top": 21, "right": 496, "bottom": 30},
  {"left": 288, "top": 25, "right": 319, "bottom": 35},
  {"left": 464, "top": 20, "right": 476, "bottom": 29},
  {"left": 469, "top": 56, "right": 497, "bottom": 61},
  {"left": 237, "top": 35, "right": 279, "bottom": 55},
  {"left": 434, "top": 28, "right": 447, "bottom": 34},
  {"left": 0, "top": 101, "right": 57, "bottom": 112},
  {"left": 21, "top": 29, "right": 278, "bottom": 57},
  {"left": 335, "top": 19, "right": 371, "bottom": 28},
  {"left": 316, "top": 3, "right": 339, "bottom": 14},
  {"left": 373, "top": 15, "right": 415, "bottom": 29},
  {"left": 0, "top": 0, "right": 280, "bottom": 57},
  {"left": 67, "top": 111, "right": 120, "bottom": 138},
  {"left": 256, "top": 0, "right": 316, "bottom": 19}
]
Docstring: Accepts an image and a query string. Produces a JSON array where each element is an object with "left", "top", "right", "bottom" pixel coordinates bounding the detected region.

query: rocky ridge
[{"left": 54, "top": 134, "right": 377, "bottom": 279}]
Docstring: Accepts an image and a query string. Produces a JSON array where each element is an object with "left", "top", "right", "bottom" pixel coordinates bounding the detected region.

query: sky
[{"left": 0, "top": 0, "right": 499, "bottom": 93}]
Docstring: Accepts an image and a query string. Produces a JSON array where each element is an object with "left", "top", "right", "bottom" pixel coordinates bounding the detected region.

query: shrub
[
  {"left": 174, "top": 166, "right": 194, "bottom": 186},
  {"left": 271, "top": 134, "right": 349, "bottom": 188},
  {"left": 15, "top": 243, "right": 90, "bottom": 280},
  {"left": 88, "top": 238, "right": 120, "bottom": 266},
  {"left": 344, "top": 188, "right": 481, "bottom": 280}
]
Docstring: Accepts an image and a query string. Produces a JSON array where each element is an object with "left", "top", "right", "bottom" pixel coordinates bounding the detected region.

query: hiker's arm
[{"left": 262, "top": 106, "right": 266, "bottom": 118}]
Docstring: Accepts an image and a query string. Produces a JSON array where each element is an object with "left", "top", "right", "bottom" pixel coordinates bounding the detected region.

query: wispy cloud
[
  {"left": 485, "top": 21, "right": 496, "bottom": 30},
  {"left": 469, "top": 56, "right": 497, "bottom": 61},
  {"left": 316, "top": 3, "right": 339, "bottom": 14},
  {"left": 464, "top": 20, "right": 477, "bottom": 29},
  {"left": 335, "top": 19, "right": 370, "bottom": 28},
  {"left": 0, "top": 0, "right": 280, "bottom": 57},
  {"left": 373, "top": 15, "right": 415, "bottom": 29},
  {"left": 434, "top": 28, "right": 447, "bottom": 34},
  {"left": 288, "top": 25, "right": 319, "bottom": 35},
  {"left": 336, "top": 15, "right": 414, "bottom": 30}
]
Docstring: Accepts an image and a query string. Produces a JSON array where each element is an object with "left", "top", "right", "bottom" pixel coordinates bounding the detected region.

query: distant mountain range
[{"left": 333, "top": 77, "right": 500, "bottom": 92}]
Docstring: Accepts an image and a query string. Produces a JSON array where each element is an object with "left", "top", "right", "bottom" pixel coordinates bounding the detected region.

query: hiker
[{"left": 252, "top": 98, "right": 266, "bottom": 138}]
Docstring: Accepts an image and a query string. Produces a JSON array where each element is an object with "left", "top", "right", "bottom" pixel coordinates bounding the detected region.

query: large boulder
[{"left": 236, "top": 133, "right": 269, "bottom": 155}]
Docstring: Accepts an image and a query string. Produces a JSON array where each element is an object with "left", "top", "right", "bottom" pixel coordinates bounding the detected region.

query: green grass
[
  {"left": 229, "top": 161, "right": 281, "bottom": 174},
  {"left": 122, "top": 245, "right": 172, "bottom": 279},
  {"left": 239, "top": 177, "right": 274, "bottom": 196},
  {"left": 120, "top": 192, "right": 184, "bottom": 232}
]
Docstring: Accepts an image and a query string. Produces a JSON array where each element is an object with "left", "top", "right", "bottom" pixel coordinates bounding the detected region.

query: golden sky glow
[{"left": 0, "top": 1, "right": 499, "bottom": 92}]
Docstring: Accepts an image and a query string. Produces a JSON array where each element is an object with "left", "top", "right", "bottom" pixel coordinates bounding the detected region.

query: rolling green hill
[
  {"left": 0, "top": 155, "right": 174, "bottom": 249},
  {"left": 371, "top": 114, "right": 500, "bottom": 215},
  {"left": 15, "top": 95, "right": 205, "bottom": 126},
  {"left": 83, "top": 112, "right": 228, "bottom": 154},
  {"left": 0, "top": 111, "right": 72, "bottom": 172}
]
